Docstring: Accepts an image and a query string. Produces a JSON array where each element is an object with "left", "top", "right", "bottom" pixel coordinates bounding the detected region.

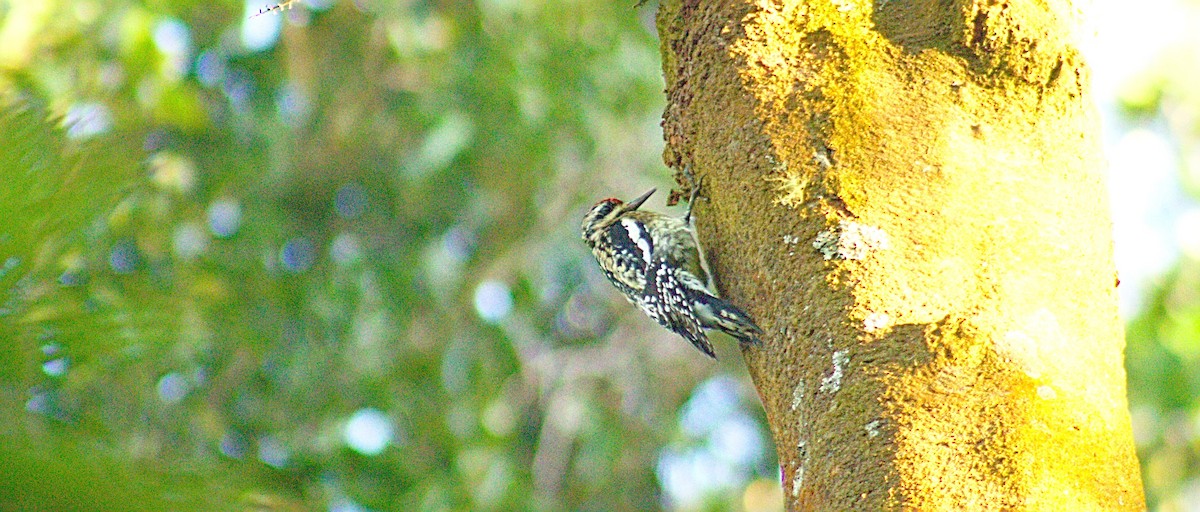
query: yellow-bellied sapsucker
[{"left": 581, "top": 187, "right": 763, "bottom": 358}]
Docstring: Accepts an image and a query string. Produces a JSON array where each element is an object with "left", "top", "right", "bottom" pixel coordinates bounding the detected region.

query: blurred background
[{"left": 0, "top": 0, "right": 1196, "bottom": 510}]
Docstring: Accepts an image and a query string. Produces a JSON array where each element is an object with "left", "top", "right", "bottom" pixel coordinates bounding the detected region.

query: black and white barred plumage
[{"left": 580, "top": 187, "right": 763, "bottom": 358}]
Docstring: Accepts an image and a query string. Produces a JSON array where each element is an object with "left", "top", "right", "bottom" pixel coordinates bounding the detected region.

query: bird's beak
[{"left": 625, "top": 188, "right": 655, "bottom": 211}]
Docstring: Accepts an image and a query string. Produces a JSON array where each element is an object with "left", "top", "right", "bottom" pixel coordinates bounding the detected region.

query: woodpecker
[{"left": 580, "top": 185, "right": 763, "bottom": 358}]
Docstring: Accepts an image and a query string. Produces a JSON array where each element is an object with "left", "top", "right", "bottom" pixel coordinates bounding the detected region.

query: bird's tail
[{"left": 692, "top": 292, "right": 763, "bottom": 347}]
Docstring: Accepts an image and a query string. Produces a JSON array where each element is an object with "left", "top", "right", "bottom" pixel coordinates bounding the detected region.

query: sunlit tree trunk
[{"left": 655, "top": 0, "right": 1146, "bottom": 509}]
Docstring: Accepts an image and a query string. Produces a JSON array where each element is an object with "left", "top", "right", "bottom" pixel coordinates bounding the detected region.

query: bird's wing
[
  {"left": 649, "top": 257, "right": 715, "bottom": 359},
  {"left": 595, "top": 218, "right": 654, "bottom": 295}
]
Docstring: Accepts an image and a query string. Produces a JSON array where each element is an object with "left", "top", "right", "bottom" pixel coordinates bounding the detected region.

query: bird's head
[{"left": 580, "top": 188, "right": 655, "bottom": 242}]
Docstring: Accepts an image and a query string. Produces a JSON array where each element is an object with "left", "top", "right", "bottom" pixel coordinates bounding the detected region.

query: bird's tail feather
[{"left": 692, "top": 293, "right": 763, "bottom": 346}]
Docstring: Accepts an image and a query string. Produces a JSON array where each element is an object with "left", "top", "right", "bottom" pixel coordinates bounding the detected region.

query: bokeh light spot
[
  {"left": 220, "top": 432, "right": 249, "bottom": 459},
  {"left": 343, "top": 408, "right": 393, "bottom": 456},
  {"left": 257, "top": 435, "right": 289, "bottom": 468},
  {"left": 222, "top": 68, "right": 254, "bottom": 110},
  {"left": 195, "top": 50, "right": 226, "bottom": 88},
  {"left": 207, "top": 198, "right": 243, "bottom": 238},
  {"left": 405, "top": 112, "right": 473, "bottom": 178},
  {"left": 711, "top": 416, "right": 763, "bottom": 467},
  {"left": 329, "top": 499, "right": 369, "bottom": 512},
  {"left": 42, "top": 358, "right": 68, "bottom": 377},
  {"left": 482, "top": 400, "right": 516, "bottom": 438},
  {"left": 557, "top": 291, "right": 605, "bottom": 338},
  {"left": 242, "top": 1, "right": 282, "bottom": 51},
  {"left": 0, "top": 256, "right": 19, "bottom": 277},
  {"left": 152, "top": 18, "right": 191, "bottom": 79},
  {"left": 280, "top": 237, "right": 316, "bottom": 273},
  {"left": 64, "top": 102, "right": 112, "bottom": 139},
  {"left": 276, "top": 82, "right": 311, "bottom": 126},
  {"left": 26, "top": 392, "right": 49, "bottom": 415},
  {"left": 474, "top": 280, "right": 513, "bottom": 324},
  {"left": 57, "top": 271, "right": 82, "bottom": 286},
  {"left": 172, "top": 222, "right": 209, "bottom": 260},
  {"left": 98, "top": 62, "right": 124, "bottom": 91},
  {"left": 742, "top": 478, "right": 784, "bottom": 512},
  {"left": 157, "top": 372, "right": 189, "bottom": 404},
  {"left": 330, "top": 232, "right": 362, "bottom": 265},
  {"left": 335, "top": 183, "right": 368, "bottom": 219},
  {"left": 681, "top": 376, "right": 740, "bottom": 437},
  {"left": 150, "top": 152, "right": 197, "bottom": 194},
  {"left": 109, "top": 239, "right": 139, "bottom": 274},
  {"left": 658, "top": 376, "right": 767, "bottom": 507}
]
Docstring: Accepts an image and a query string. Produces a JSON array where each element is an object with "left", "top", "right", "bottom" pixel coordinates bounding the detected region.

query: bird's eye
[{"left": 590, "top": 200, "right": 618, "bottom": 218}]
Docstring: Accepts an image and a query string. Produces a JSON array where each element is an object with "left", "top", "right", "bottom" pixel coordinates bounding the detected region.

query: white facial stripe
[{"left": 621, "top": 218, "right": 653, "bottom": 264}]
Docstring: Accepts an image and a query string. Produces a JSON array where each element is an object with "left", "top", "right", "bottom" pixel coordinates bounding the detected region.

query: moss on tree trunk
[{"left": 656, "top": 0, "right": 1146, "bottom": 509}]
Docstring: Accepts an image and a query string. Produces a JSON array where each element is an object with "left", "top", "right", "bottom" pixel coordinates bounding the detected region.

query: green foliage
[
  {"left": 1116, "top": 21, "right": 1200, "bottom": 511},
  {"left": 1128, "top": 262, "right": 1200, "bottom": 509},
  {"left": 0, "top": 100, "right": 239, "bottom": 509},
  {"left": 0, "top": 101, "right": 138, "bottom": 378},
  {"left": 0, "top": 1, "right": 777, "bottom": 511}
]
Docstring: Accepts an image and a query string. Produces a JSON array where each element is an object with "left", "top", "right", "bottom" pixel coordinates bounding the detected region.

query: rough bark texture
[{"left": 656, "top": 0, "right": 1146, "bottom": 509}]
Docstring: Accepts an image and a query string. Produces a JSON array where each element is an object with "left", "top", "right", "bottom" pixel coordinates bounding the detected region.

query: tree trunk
[{"left": 655, "top": 0, "right": 1146, "bottom": 509}]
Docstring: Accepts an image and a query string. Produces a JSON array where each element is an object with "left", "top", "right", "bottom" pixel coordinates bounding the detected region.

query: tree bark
[{"left": 656, "top": 0, "right": 1146, "bottom": 509}]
